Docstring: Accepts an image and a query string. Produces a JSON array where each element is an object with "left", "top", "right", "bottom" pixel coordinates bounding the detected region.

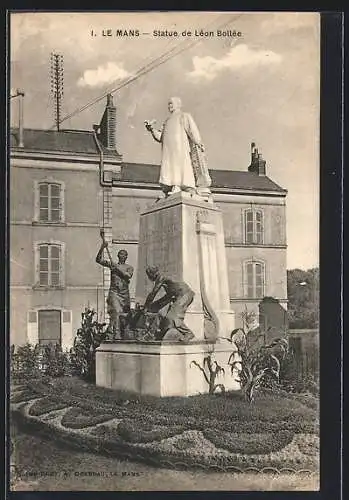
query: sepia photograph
[{"left": 8, "top": 10, "right": 321, "bottom": 492}]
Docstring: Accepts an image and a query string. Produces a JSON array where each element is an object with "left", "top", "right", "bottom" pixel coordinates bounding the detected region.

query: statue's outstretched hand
[{"left": 144, "top": 120, "right": 155, "bottom": 131}]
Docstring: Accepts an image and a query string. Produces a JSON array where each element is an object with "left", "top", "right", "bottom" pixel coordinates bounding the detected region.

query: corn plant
[
  {"left": 226, "top": 317, "right": 289, "bottom": 403},
  {"left": 190, "top": 353, "right": 226, "bottom": 394}
]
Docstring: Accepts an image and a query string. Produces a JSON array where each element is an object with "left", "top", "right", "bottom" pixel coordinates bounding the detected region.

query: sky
[{"left": 9, "top": 11, "right": 320, "bottom": 270}]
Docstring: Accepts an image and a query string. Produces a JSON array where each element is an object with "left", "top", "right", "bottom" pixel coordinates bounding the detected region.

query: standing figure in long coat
[{"left": 145, "top": 97, "right": 211, "bottom": 197}]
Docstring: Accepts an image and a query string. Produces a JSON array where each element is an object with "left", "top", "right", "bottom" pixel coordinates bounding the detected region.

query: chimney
[
  {"left": 99, "top": 94, "right": 117, "bottom": 150},
  {"left": 248, "top": 142, "right": 266, "bottom": 176}
]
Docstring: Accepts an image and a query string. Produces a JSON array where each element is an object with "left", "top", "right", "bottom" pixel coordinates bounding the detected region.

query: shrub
[
  {"left": 69, "top": 308, "right": 107, "bottom": 381},
  {"left": 10, "top": 343, "right": 42, "bottom": 381},
  {"left": 11, "top": 343, "right": 72, "bottom": 381},
  {"left": 280, "top": 351, "right": 319, "bottom": 395},
  {"left": 281, "top": 374, "right": 320, "bottom": 396},
  {"left": 39, "top": 344, "right": 72, "bottom": 378}
]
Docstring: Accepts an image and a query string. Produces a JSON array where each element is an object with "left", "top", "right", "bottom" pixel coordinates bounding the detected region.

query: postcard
[{"left": 9, "top": 10, "right": 322, "bottom": 492}]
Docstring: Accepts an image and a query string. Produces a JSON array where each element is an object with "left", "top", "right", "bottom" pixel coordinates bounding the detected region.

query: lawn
[
  {"left": 10, "top": 427, "right": 319, "bottom": 491},
  {"left": 10, "top": 376, "right": 319, "bottom": 473}
]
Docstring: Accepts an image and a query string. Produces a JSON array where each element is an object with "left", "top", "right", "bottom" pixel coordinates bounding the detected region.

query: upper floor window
[
  {"left": 34, "top": 180, "right": 65, "bottom": 223},
  {"left": 244, "top": 260, "right": 265, "bottom": 299},
  {"left": 244, "top": 208, "right": 264, "bottom": 244},
  {"left": 34, "top": 241, "right": 65, "bottom": 288}
]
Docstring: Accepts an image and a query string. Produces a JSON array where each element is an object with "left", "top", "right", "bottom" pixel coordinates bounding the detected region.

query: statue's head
[
  {"left": 168, "top": 96, "right": 182, "bottom": 113},
  {"left": 117, "top": 249, "right": 128, "bottom": 263},
  {"left": 146, "top": 265, "right": 160, "bottom": 281}
]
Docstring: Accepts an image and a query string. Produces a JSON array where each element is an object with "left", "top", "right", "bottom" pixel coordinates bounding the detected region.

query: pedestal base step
[{"left": 96, "top": 341, "right": 241, "bottom": 397}]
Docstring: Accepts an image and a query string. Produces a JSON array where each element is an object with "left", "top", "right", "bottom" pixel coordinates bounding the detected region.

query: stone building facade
[{"left": 10, "top": 96, "right": 287, "bottom": 347}]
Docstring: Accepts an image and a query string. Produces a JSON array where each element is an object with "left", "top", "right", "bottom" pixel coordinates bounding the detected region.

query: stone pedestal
[
  {"left": 96, "top": 191, "right": 239, "bottom": 397},
  {"left": 135, "top": 191, "right": 235, "bottom": 340},
  {"left": 96, "top": 341, "right": 241, "bottom": 397}
]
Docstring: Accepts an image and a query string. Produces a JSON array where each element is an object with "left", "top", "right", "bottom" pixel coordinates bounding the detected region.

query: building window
[
  {"left": 34, "top": 241, "right": 65, "bottom": 288},
  {"left": 244, "top": 260, "right": 265, "bottom": 298},
  {"left": 27, "top": 308, "right": 72, "bottom": 349},
  {"left": 34, "top": 180, "right": 65, "bottom": 223},
  {"left": 244, "top": 208, "right": 264, "bottom": 244},
  {"left": 38, "top": 310, "right": 62, "bottom": 345}
]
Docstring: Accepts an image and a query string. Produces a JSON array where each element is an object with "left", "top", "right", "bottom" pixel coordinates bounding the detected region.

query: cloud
[
  {"left": 187, "top": 44, "right": 282, "bottom": 82},
  {"left": 77, "top": 62, "right": 131, "bottom": 88},
  {"left": 260, "top": 12, "right": 319, "bottom": 36}
]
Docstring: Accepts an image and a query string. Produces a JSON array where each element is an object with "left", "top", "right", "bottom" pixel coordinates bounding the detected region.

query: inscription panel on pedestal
[{"left": 138, "top": 207, "right": 182, "bottom": 296}]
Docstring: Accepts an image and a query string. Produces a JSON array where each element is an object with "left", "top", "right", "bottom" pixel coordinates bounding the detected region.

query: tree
[{"left": 287, "top": 268, "right": 319, "bottom": 329}]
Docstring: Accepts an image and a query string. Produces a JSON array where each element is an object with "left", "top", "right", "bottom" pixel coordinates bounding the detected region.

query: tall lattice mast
[{"left": 50, "top": 52, "right": 64, "bottom": 131}]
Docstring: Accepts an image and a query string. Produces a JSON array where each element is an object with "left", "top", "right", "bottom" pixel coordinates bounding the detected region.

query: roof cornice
[
  {"left": 111, "top": 180, "right": 287, "bottom": 197},
  {"left": 10, "top": 148, "right": 122, "bottom": 165}
]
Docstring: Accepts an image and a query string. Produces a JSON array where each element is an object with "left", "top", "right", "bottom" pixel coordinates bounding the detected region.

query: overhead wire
[
  {"left": 101, "top": 11, "right": 211, "bottom": 95},
  {"left": 54, "top": 13, "right": 234, "bottom": 127},
  {"left": 52, "top": 12, "right": 244, "bottom": 129}
]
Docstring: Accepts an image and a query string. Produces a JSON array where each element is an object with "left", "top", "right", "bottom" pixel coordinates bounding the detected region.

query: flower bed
[
  {"left": 61, "top": 407, "right": 115, "bottom": 429},
  {"left": 116, "top": 420, "right": 187, "bottom": 443},
  {"left": 28, "top": 397, "right": 69, "bottom": 416},
  {"left": 10, "top": 377, "right": 319, "bottom": 473},
  {"left": 202, "top": 429, "right": 295, "bottom": 455},
  {"left": 24, "top": 377, "right": 318, "bottom": 432}
]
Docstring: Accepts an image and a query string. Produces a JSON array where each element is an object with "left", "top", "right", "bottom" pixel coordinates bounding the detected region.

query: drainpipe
[
  {"left": 92, "top": 127, "right": 113, "bottom": 187},
  {"left": 11, "top": 89, "right": 25, "bottom": 147},
  {"left": 18, "top": 90, "right": 25, "bottom": 147},
  {"left": 93, "top": 127, "right": 113, "bottom": 324}
]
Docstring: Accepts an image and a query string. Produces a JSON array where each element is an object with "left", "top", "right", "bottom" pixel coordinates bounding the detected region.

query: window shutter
[
  {"left": 61, "top": 310, "right": 73, "bottom": 350},
  {"left": 255, "top": 263, "right": 264, "bottom": 298},
  {"left": 246, "top": 262, "right": 254, "bottom": 298},
  {"left": 62, "top": 311, "right": 71, "bottom": 323},
  {"left": 244, "top": 209, "right": 254, "bottom": 244},
  {"left": 59, "top": 243, "right": 65, "bottom": 287},
  {"left": 243, "top": 260, "right": 265, "bottom": 298},
  {"left": 28, "top": 311, "right": 37, "bottom": 323},
  {"left": 27, "top": 310, "right": 38, "bottom": 345},
  {"left": 34, "top": 181, "right": 64, "bottom": 223},
  {"left": 60, "top": 183, "right": 65, "bottom": 222},
  {"left": 34, "top": 243, "right": 40, "bottom": 286},
  {"left": 255, "top": 210, "right": 264, "bottom": 244},
  {"left": 34, "top": 181, "right": 39, "bottom": 222}
]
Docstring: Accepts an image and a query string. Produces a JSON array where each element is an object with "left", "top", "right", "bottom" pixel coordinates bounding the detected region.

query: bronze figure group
[{"left": 96, "top": 238, "right": 195, "bottom": 342}]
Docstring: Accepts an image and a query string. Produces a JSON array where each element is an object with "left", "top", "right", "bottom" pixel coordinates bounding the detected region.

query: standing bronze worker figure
[{"left": 96, "top": 231, "right": 134, "bottom": 339}]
